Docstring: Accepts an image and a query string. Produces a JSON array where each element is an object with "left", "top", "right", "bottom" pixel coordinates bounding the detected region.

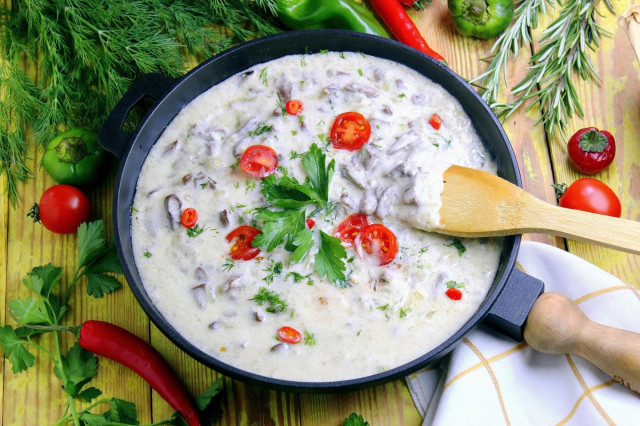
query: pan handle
[
  {"left": 482, "top": 268, "right": 544, "bottom": 341},
  {"left": 98, "top": 73, "right": 178, "bottom": 161}
]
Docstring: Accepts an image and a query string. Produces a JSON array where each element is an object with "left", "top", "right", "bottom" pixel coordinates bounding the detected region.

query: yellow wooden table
[{"left": 2, "top": 2, "right": 638, "bottom": 425}]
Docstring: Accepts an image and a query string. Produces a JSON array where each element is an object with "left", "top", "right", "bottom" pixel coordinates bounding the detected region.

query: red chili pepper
[
  {"left": 368, "top": 0, "right": 447, "bottom": 65},
  {"left": 78, "top": 321, "right": 200, "bottom": 426}
]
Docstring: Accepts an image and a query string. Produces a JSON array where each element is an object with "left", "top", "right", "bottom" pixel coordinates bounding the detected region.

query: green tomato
[
  {"left": 448, "top": 0, "right": 514, "bottom": 39},
  {"left": 43, "top": 128, "right": 106, "bottom": 186}
]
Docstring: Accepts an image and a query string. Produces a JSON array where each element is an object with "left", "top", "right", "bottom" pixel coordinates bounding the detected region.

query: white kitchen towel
[{"left": 406, "top": 241, "right": 640, "bottom": 425}]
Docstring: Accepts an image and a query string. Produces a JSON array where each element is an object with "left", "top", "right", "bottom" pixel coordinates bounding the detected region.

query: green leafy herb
[
  {"left": 290, "top": 229, "right": 314, "bottom": 263},
  {"left": 446, "top": 280, "right": 465, "bottom": 289},
  {"left": 357, "top": 69, "right": 363, "bottom": 76},
  {"left": 248, "top": 122, "right": 274, "bottom": 137},
  {"left": 263, "top": 260, "right": 283, "bottom": 284},
  {"left": 245, "top": 179, "right": 257, "bottom": 194},
  {"left": 186, "top": 224, "right": 206, "bottom": 238},
  {"left": 304, "top": 331, "right": 316, "bottom": 346},
  {"left": 285, "top": 271, "right": 313, "bottom": 284},
  {"left": 259, "top": 67, "right": 269, "bottom": 85},
  {"left": 344, "top": 412, "right": 370, "bottom": 426},
  {"left": 222, "top": 258, "right": 234, "bottom": 272},
  {"left": 314, "top": 231, "right": 347, "bottom": 285},
  {"left": 251, "top": 287, "right": 288, "bottom": 313},
  {"left": 400, "top": 307, "right": 411, "bottom": 318},
  {"left": 446, "top": 239, "right": 466, "bottom": 256},
  {"left": 143, "top": 251, "right": 152, "bottom": 258},
  {"left": 253, "top": 209, "right": 306, "bottom": 252}
]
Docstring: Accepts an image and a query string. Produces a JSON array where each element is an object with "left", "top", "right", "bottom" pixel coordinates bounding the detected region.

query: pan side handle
[
  {"left": 483, "top": 268, "right": 544, "bottom": 341},
  {"left": 98, "top": 73, "right": 178, "bottom": 161}
]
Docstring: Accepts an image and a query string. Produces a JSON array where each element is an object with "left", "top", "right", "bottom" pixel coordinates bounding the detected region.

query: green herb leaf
[
  {"left": 79, "top": 412, "right": 110, "bottom": 425},
  {"left": 0, "top": 325, "right": 36, "bottom": 373},
  {"left": 344, "top": 412, "right": 370, "bottom": 426},
  {"left": 8, "top": 298, "right": 51, "bottom": 325},
  {"left": 263, "top": 260, "right": 283, "bottom": 284},
  {"left": 53, "top": 342, "right": 98, "bottom": 398},
  {"left": 77, "top": 221, "right": 108, "bottom": 268},
  {"left": 251, "top": 287, "right": 288, "bottom": 313},
  {"left": 86, "top": 273, "right": 122, "bottom": 298},
  {"left": 195, "top": 377, "right": 224, "bottom": 424},
  {"left": 22, "top": 263, "right": 63, "bottom": 298},
  {"left": 102, "top": 398, "right": 138, "bottom": 424},
  {"left": 77, "top": 387, "right": 102, "bottom": 402},
  {"left": 303, "top": 331, "right": 316, "bottom": 346},
  {"left": 446, "top": 280, "right": 465, "bottom": 289},
  {"left": 260, "top": 174, "right": 317, "bottom": 209},
  {"left": 446, "top": 239, "right": 466, "bottom": 256},
  {"left": 252, "top": 209, "right": 306, "bottom": 252},
  {"left": 314, "top": 231, "right": 347, "bottom": 284},
  {"left": 290, "top": 229, "right": 314, "bottom": 263},
  {"left": 302, "top": 143, "right": 335, "bottom": 203}
]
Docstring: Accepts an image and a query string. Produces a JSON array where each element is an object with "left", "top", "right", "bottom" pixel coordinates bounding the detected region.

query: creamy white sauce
[{"left": 131, "top": 52, "right": 501, "bottom": 381}]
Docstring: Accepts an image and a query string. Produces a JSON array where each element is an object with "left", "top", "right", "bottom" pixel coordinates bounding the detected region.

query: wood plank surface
[{"left": 1, "top": 1, "right": 639, "bottom": 425}]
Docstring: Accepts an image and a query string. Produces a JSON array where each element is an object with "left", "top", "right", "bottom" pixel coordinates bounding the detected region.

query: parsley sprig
[{"left": 252, "top": 144, "right": 347, "bottom": 284}]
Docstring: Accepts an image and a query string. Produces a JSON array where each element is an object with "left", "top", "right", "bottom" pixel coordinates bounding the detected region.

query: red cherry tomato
[
  {"left": 558, "top": 178, "right": 621, "bottom": 217},
  {"left": 36, "top": 185, "right": 91, "bottom": 234},
  {"left": 567, "top": 127, "right": 615, "bottom": 175},
  {"left": 334, "top": 213, "right": 370, "bottom": 247},
  {"left": 180, "top": 208, "right": 198, "bottom": 228},
  {"left": 446, "top": 288, "right": 463, "bottom": 301},
  {"left": 330, "top": 112, "right": 371, "bottom": 151},
  {"left": 306, "top": 218, "right": 315, "bottom": 229},
  {"left": 225, "top": 225, "right": 262, "bottom": 260},
  {"left": 277, "top": 326, "right": 302, "bottom": 344},
  {"left": 240, "top": 145, "right": 278, "bottom": 178},
  {"left": 285, "top": 99, "right": 304, "bottom": 115},
  {"left": 429, "top": 113, "right": 442, "bottom": 130},
  {"left": 355, "top": 224, "right": 398, "bottom": 266}
]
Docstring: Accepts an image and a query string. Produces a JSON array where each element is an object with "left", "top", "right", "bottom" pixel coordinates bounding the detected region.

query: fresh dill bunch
[
  {"left": 472, "top": 0, "right": 614, "bottom": 141},
  {"left": 0, "top": 0, "right": 282, "bottom": 206}
]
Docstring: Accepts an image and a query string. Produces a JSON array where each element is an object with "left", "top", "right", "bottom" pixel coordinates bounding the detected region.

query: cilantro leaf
[
  {"left": 344, "top": 412, "right": 370, "bottom": 426},
  {"left": 77, "top": 221, "right": 107, "bottom": 267},
  {"left": 53, "top": 342, "right": 98, "bottom": 398},
  {"left": 260, "top": 174, "right": 317, "bottom": 208},
  {"left": 290, "top": 229, "right": 313, "bottom": 263},
  {"left": 77, "top": 387, "right": 102, "bottom": 402},
  {"left": 0, "top": 325, "right": 36, "bottom": 373},
  {"left": 302, "top": 143, "right": 335, "bottom": 203},
  {"left": 8, "top": 298, "right": 51, "bottom": 325},
  {"left": 22, "top": 263, "right": 63, "bottom": 298},
  {"left": 252, "top": 209, "right": 306, "bottom": 252},
  {"left": 194, "top": 377, "right": 225, "bottom": 424},
  {"left": 84, "top": 240, "right": 122, "bottom": 275},
  {"left": 80, "top": 413, "right": 110, "bottom": 426},
  {"left": 314, "top": 231, "right": 347, "bottom": 284},
  {"left": 105, "top": 398, "right": 138, "bottom": 424},
  {"left": 86, "top": 272, "right": 121, "bottom": 298}
]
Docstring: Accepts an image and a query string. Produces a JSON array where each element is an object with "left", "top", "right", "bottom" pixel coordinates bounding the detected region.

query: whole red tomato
[
  {"left": 35, "top": 185, "right": 92, "bottom": 234},
  {"left": 558, "top": 178, "right": 621, "bottom": 217},
  {"left": 567, "top": 127, "right": 615, "bottom": 174}
]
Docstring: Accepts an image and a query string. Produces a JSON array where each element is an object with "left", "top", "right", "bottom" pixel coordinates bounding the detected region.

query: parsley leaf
[
  {"left": 290, "top": 229, "right": 313, "bottom": 263},
  {"left": 446, "top": 238, "right": 466, "bottom": 256},
  {"left": 77, "top": 222, "right": 123, "bottom": 298},
  {"left": 260, "top": 174, "right": 318, "bottom": 209},
  {"left": 86, "top": 273, "right": 122, "bottom": 298},
  {"left": 315, "top": 231, "right": 347, "bottom": 284},
  {"left": 302, "top": 143, "right": 335, "bottom": 203},
  {"left": 344, "top": 412, "right": 370, "bottom": 426},
  {"left": 53, "top": 342, "right": 98, "bottom": 399},
  {"left": 195, "top": 378, "right": 224, "bottom": 424},
  {"left": 0, "top": 325, "right": 35, "bottom": 373},
  {"left": 103, "top": 398, "right": 138, "bottom": 424},
  {"left": 252, "top": 209, "right": 306, "bottom": 252}
]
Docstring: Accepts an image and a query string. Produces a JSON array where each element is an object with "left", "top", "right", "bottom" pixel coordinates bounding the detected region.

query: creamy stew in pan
[{"left": 131, "top": 52, "right": 502, "bottom": 381}]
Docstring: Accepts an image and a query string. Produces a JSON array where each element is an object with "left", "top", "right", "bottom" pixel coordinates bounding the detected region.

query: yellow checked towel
[{"left": 406, "top": 241, "right": 640, "bottom": 425}]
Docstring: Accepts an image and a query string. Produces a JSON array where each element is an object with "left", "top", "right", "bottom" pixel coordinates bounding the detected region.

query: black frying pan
[{"left": 99, "top": 30, "right": 544, "bottom": 392}]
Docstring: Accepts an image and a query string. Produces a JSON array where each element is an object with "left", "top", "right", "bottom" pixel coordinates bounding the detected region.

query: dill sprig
[
  {"left": 0, "top": 0, "right": 281, "bottom": 206},
  {"left": 471, "top": 0, "right": 614, "bottom": 140}
]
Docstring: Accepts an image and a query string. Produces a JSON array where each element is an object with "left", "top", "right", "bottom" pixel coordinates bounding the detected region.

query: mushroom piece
[
  {"left": 195, "top": 267, "right": 208, "bottom": 283},
  {"left": 162, "top": 140, "right": 178, "bottom": 155},
  {"left": 344, "top": 82, "right": 379, "bottom": 98},
  {"left": 411, "top": 92, "right": 427, "bottom": 105},
  {"left": 342, "top": 157, "right": 370, "bottom": 189},
  {"left": 361, "top": 188, "right": 379, "bottom": 215},
  {"left": 276, "top": 74, "right": 293, "bottom": 102},
  {"left": 271, "top": 343, "right": 289, "bottom": 352},
  {"left": 208, "top": 321, "right": 220, "bottom": 330},
  {"left": 373, "top": 68, "right": 386, "bottom": 82},
  {"left": 224, "top": 276, "right": 245, "bottom": 292},
  {"left": 164, "top": 194, "right": 182, "bottom": 230},
  {"left": 340, "top": 192, "right": 357, "bottom": 210},
  {"left": 254, "top": 311, "right": 265, "bottom": 322},
  {"left": 219, "top": 209, "right": 230, "bottom": 227},
  {"left": 388, "top": 132, "right": 419, "bottom": 155},
  {"left": 376, "top": 186, "right": 396, "bottom": 219},
  {"left": 192, "top": 284, "right": 208, "bottom": 308}
]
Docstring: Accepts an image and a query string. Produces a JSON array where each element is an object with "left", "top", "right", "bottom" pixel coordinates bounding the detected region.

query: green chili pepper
[
  {"left": 448, "top": 0, "right": 514, "bottom": 39},
  {"left": 276, "top": 0, "right": 391, "bottom": 38},
  {"left": 42, "top": 128, "right": 106, "bottom": 186}
]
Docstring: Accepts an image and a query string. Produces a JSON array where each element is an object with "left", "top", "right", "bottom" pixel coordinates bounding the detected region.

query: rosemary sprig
[
  {"left": 472, "top": 0, "right": 614, "bottom": 140},
  {"left": 0, "top": 0, "right": 281, "bottom": 206}
]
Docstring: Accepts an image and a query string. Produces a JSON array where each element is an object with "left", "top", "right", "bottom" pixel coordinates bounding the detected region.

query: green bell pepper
[
  {"left": 276, "top": 0, "right": 391, "bottom": 38},
  {"left": 448, "top": 0, "right": 514, "bottom": 39},
  {"left": 42, "top": 128, "right": 106, "bottom": 186}
]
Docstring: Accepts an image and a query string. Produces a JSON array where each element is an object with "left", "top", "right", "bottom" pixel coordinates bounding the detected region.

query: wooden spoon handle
[
  {"left": 523, "top": 198, "right": 640, "bottom": 255},
  {"left": 524, "top": 292, "right": 640, "bottom": 395}
]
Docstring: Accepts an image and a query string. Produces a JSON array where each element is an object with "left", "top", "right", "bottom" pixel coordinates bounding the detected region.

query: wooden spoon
[
  {"left": 525, "top": 292, "right": 640, "bottom": 395},
  {"left": 437, "top": 165, "right": 640, "bottom": 255}
]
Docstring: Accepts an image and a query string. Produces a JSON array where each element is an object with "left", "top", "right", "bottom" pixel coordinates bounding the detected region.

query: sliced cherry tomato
[
  {"left": 225, "top": 225, "right": 262, "bottom": 260},
  {"left": 306, "top": 218, "right": 315, "bottom": 229},
  {"left": 330, "top": 112, "right": 371, "bottom": 151},
  {"left": 446, "top": 288, "right": 463, "bottom": 301},
  {"left": 334, "top": 213, "right": 370, "bottom": 247},
  {"left": 277, "top": 326, "right": 302, "bottom": 344},
  {"left": 355, "top": 223, "right": 398, "bottom": 266},
  {"left": 429, "top": 113, "right": 442, "bottom": 130},
  {"left": 180, "top": 208, "right": 198, "bottom": 228},
  {"left": 558, "top": 178, "right": 621, "bottom": 218},
  {"left": 30, "top": 185, "right": 92, "bottom": 234},
  {"left": 240, "top": 145, "right": 278, "bottom": 178},
  {"left": 285, "top": 99, "right": 304, "bottom": 115}
]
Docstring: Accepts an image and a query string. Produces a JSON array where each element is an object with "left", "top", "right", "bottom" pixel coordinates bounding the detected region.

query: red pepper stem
[
  {"left": 78, "top": 321, "right": 200, "bottom": 426},
  {"left": 368, "top": 0, "right": 447, "bottom": 64}
]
